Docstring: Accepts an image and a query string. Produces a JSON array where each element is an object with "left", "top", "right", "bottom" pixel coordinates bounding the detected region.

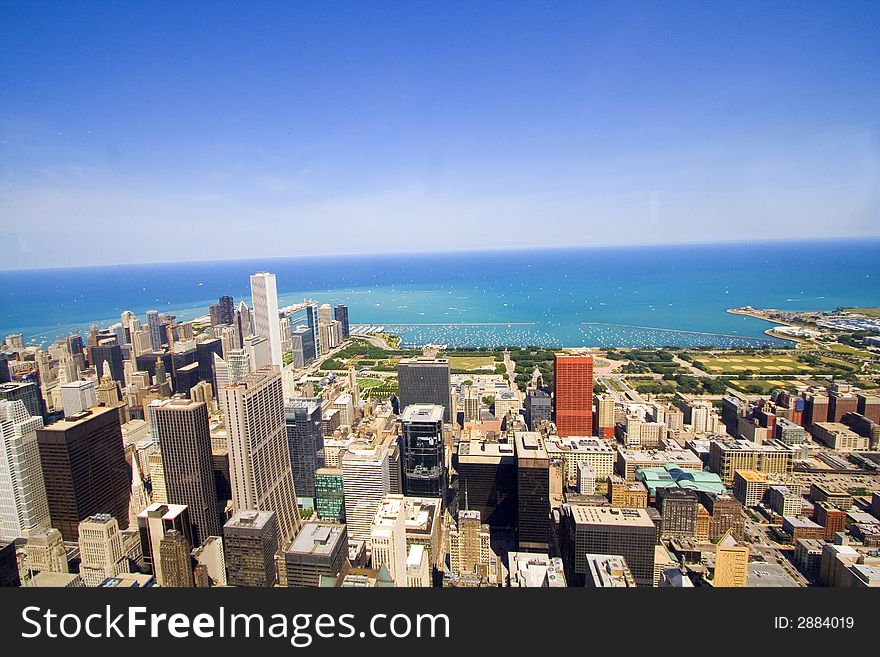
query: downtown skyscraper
[
  {"left": 249, "top": 272, "right": 283, "bottom": 367},
  {"left": 0, "top": 399, "right": 50, "bottom": 541},
  {"left": 553, "top": 354, "right": 594, "bottom": 438},
  {"left": 220, "top": 365, "right": 301, "bottom": 546},
  {"left": 149, "top": 398, "right": 222, "bottom": 546}
]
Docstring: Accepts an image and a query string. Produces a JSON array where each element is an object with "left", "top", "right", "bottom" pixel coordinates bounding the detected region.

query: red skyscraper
[{"left": 554, "top": 354, "right": 594, "bottom": 438}]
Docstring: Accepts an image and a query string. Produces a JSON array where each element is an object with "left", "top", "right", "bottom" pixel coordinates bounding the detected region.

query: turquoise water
[{"left": 1, "top": 240, "right": 878, "bottom": 349}]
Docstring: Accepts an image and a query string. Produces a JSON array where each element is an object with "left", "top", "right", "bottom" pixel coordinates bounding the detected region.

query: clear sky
[{"left": 1, "top": 1, "right": 879, "bottom": 270}]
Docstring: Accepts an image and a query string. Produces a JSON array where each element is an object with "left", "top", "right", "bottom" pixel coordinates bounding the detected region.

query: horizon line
[{"left": 2, "top": 234, "right": 879, "bottom": 275}]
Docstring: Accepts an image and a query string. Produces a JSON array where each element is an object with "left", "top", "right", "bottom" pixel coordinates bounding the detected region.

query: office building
[
  {"left": 524, "top": 389, "right": 552, "bottom": 430},
  {"left": 159, "top": 529, "right": 195, "bottom": 587},
  {"left": 657, "top": 487, "right": 698, "bottom": 539},
  {"left": 315, "top": 468, "right": 345, "bottom": 522},
  {"left": 812, "top": 422, "right": 869, "bottom": 452},
  {"left": 400, "top": 404, "right": 446, "bottom": 498},
  {"left": 453, "top": 440, "right": 516, "bottom": 528},
  {"left": 595, "top": 393, "right": 616, "bottom": 438},
  {"left": 137, "top": 503, "right": 193, "bottom": 585},
  {"left": 341, "top": 444, "right": 392, "bottom": 542},
  {"left": 584, "top": 554, "right": 637, "bottom": 587},
  {"left": 708, "top": 439, "right": 793, "bottom": 485},
  {"left": 714, "top": 530, "right": 749, "bottom": 587},
  {"left": 0, "top": 399, "right": 50, "bottom": 541},
  {"left": 0, "top": 540, "right": 19, "bottom": 587},
  {"left": 545, "top": 435, "right": 615, "bottom": 484},
  {"left": 36, "top": 407, "right": 130, "bottom": 541},
  {"left": 148, "top": 398, "right": 222, "bottom": 545},
  {"left": 78, "top": 514, "right": 127, "bottom": 587},
  {"left": 249, "top": 272, "right": 283, "bottom": 367},
  {"left": 857, "top": 394, "right": 880, "bottom": 424},
  {"left": 285, "top": 397, "right": 324, "bottom": 502},
  {"left": 814, "top": 502, "right": 847, "bottom": 541},
  {"left": 397, "top": 358, "right": 452, "bottom": 423},
  {"left": 608, "top": 476, "right": 649, "bottom": 508},
  {"left": 281, "top": 521, "right": 348, "bottom": 587},
  {"left": 0, "top": 381, "right": 44, "bottom": 421},
  {"left": 333, "top": 305, "right": 350, "bottom": 339},
  {"left": 515, "top": 431, "right": 550, "bottom": 551},
  {"left": 553, "top": 354, "right": 594, "bottom": 438},
  {"left": 224, "top": 510, "right": 279, "bottom": 587},
  {"left": 447, "top": 509, "right": 496, "bottom": 585},
  {"left": 60, "top": 380, "right": 97, "bottom": 417},
  {"left": 220, "top": 366, "right": 301, "bottom": 546},
  {"left": 561, "top": 505, "right": 657, "bottom": 587},
  {"left": 370, "top": 496, "right": 408, "bottom": 586},
  {"left": 732, "top": 470, "right": 768, "bottom": 508}
]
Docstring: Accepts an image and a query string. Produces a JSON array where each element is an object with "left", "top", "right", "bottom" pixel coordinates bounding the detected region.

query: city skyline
[{"left": 2, "top": 1, "right": 879, "bottom": 270}]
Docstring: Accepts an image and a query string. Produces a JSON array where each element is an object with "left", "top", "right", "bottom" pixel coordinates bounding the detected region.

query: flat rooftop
[
  {"left": 288, "top": 522, "right": 345, "bottom": 556},
  {"left": 401, "top": 404, "right": 444, "bottom": 423},
  {"left": 224, "top": 509, "right": 275, "bottom": 531},
  {"left": 567, "top": 504, "right": 655, "bottom": 529}
]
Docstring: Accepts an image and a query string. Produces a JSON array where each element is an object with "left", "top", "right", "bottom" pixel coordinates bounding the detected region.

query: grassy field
[
  {"left": 358, "top": 378, "right": 388, "bottom": 390},
  {"left": 841, "top": 307, "right": 880, "bottom": 318},
  {"left": 449, "top": 355, "right": 497, "bottom": 370},
  {"left": 730, "top": 379, "right": 808, "bottom": 394},
  {"left": 693, "top": 353, "right": 813, "bottom": 374}
]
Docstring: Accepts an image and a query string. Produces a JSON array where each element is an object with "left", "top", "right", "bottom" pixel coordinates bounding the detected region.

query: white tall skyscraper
[
  {"left": 370, "top": 495, "right": 408, "bottom": 587},
  {"left": 249, "top": 272, "right": 283, "bottom": 367},
  {"left": 341, "top": 443, "right": 391, "bottom": 542},
  {"left": 0, "top": 399, "right": 50, "bottom": 541},
  {"left": 220, "top": 365, "right": 301, "bottom": 546}
]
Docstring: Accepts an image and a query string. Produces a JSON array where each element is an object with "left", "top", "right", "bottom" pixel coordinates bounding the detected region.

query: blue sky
[{"left": 1, "top": 1, "right": 879, "bottom": 269}]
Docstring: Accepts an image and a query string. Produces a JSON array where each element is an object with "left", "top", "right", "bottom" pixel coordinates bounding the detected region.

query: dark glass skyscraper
[
  {"left": 35, "top": 406, "right": 131, "bottom": 541},
  {"left": 400, "top": 404, "right": 446, "bottom": 499},
  {"left": 91, "top": 341, "right": 125, "bottom": 383},
  {"left": 333, "top": 304, "right": 350, "bottom": 338},
  {"left": 284, "top": 397, "right": 324, "bottom": 501},
  {"left": 149, "top": 398, "right": 222, "bottom": 546},
  {"left": 397, "top": 358, "right": 452, "bottom": 422}
]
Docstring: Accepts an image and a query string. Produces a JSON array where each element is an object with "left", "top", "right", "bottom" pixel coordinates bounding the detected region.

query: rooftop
[
  {"left": 566, "top": 504, "right": 655, "bottom": 529},
  {"left": 401, "top": 404, "right": 444, "bottom": 423},
  {"left": 288, "top": 522, "right": 346, "bottom": 556}
]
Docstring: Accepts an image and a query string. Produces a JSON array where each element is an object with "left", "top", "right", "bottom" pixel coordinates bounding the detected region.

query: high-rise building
[
  {"left": 333, "top": 305, "right": 350, "bottom": 339},
  {"left": 223, "top": 510, "right": 279, "bottom": 587},
  {"left": 290, "top": 326, "right": 316, "bottom": 368},
  {"left": 514, "top": 431, "right": 550, "bottom": 552},
  {"left": 60, "top": 380, "right": 97, "bottom": 417},
  {"left": 370, "top": 495, "right": 408, "bottom": 587},
  {"left": 560, "top": 505, "right": 657, "bottom": 587},
  {"left": 220, "top": 366, "right": 301, "bottom": 546},
  {"left": 137, "top": 503, "right": 193, "bottom": 585},
  {"left": 0, "top": 381, "right": 44, "bottom": 421},
  {"left": 0, "top": 540, "right": 20, "bottom": 587},
  {"left": 315, "top": 468, "right": 345, "bottom": 522},
  {"left": 281, "top": 521, "right": 348, "bottom": 587},
  {"left": 657, "top": 487, "right": 698, "bottom": 539},
  {"left": 447, "top": 509, "right": 496, "bottom": 585},
  {"left": 249, "top": 272, "right": 283, "bottom": 367},
  {"left": 595, "top": 393, "right": 616, "bottom": 438},
  {"left": 159, "top": 529, "right": 194, "bottom": 587},
  {"left": 78, "top": 513, "right": 127, "bottom": 587},
  {"left": 148, "top": 398, "right": 222, "bottom": 545},
  {"left": 36, "top": 406, "right": 131, "bottom": 541},
  {"left": 341, "top": 443, "right": 392, "bottom": 542},
  {"left": 713, "top": 530, "right": 749, "bottom": 587},
  {"left": 146, "top": 310, "right": 164, "bottom": 351},
  {"left": 400, "top": 404, "right": 446, "bottom": 498},
  {"left": 92, "top": 342, "right": 125, "bottom": 384},
  {"left": 285, "top": 397, "right": 324, "bottom": 503},
  {"left": 584, "top": 554, "right": 637, "bottom": 587},
  {"left": 397, "top": 358, "right": 452, "bottom": 423},
  {"left": 553, "top": 354, "right": 594, "bottom": 438},
  {"left": 0, "top": 399, "right": 50, "bottom": 541},
  {"left": 524, "top": 389, "right": 552, "bottom": 430},
  {"left": 454, "top": 440, "right": 517, "bottom": 528}
]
